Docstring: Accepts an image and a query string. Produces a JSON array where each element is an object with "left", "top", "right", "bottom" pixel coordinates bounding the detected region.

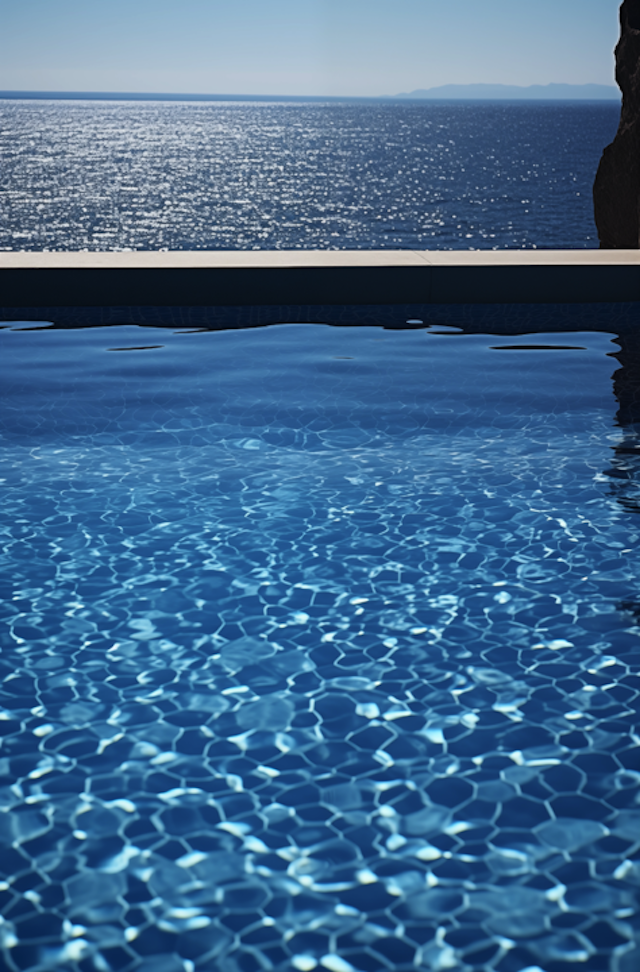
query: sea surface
[
  {"left": 0, "top": 99, "right": 620, "bottom": 252},
  {"left": 1, "top": 322, "right": 639, "bottom": 972}
]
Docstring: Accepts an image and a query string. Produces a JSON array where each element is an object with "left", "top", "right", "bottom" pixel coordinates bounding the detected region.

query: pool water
[{"left": 0, "top": 323, "right": 638, "bottom": 972}]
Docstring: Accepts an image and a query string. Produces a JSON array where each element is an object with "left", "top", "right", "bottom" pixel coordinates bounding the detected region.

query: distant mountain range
[{"left": 392, "top": 83, "right": 619, "bottom": 100}]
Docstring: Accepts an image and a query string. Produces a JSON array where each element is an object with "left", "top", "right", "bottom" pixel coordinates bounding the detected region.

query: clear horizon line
[{"left": 0, "top": 82, "right": 620, "bottom": 103}]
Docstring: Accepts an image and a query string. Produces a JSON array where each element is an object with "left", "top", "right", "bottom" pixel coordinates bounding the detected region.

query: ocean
[{"left": 0, "top": 99, "right": 620, "bottom": 252}]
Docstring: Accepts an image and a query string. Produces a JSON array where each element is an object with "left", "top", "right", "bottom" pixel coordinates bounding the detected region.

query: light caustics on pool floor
[{"left": 0, "top": 323, "right": 639, "bottom": 972}]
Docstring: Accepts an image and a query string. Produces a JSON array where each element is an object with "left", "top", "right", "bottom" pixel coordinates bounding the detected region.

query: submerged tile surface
[{"left": 0, "top": 322, "right": 638, "bottom": 972}]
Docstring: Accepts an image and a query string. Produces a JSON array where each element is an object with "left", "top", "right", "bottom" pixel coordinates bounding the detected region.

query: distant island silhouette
[{"left": 392, "top": 83, "right": 620, "bottom": 100}]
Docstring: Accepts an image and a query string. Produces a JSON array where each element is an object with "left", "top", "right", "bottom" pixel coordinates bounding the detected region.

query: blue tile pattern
[{"left": 0, "top": 322, "right": 638, "bottom": 972}]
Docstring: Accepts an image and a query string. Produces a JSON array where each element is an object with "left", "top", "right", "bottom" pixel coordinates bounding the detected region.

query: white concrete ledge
[
  {"left": 1, "top": 249, "right": 638, "bottom": 306},
  {"left": 2, "top": 249, "right": 639, "bottom": 268}
]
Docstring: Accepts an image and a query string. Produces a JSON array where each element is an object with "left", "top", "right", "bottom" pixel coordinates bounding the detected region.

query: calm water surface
[
  {"left": 0, "top": 323, "right": 638, "bottom": 972},
  {"left": 0, "top": 100, "right": 620, "bottom": 251}
]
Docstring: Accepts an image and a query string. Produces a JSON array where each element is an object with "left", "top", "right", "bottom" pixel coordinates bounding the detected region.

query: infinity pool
[{"left": 0, "top": 322, "right": 638, "bottom": 972}]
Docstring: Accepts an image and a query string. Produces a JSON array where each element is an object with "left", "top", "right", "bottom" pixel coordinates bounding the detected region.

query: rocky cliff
[{"left": 593, "top": 0, "right": 640, "bottom": 248}]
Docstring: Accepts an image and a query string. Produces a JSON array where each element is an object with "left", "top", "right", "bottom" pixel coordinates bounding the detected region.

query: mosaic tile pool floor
[{"left": 0, "top": 322, "right": 638, "bottom": 972}]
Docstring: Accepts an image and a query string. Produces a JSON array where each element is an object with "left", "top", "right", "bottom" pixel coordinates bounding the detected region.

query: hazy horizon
[
  {"left": 0, "top": 0, "right": 621, "bottom": 98},
  {"left": 0, "top": 82, "right": 621, "bottom": 103}
]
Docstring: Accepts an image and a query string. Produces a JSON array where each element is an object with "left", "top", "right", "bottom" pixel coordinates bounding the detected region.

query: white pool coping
[
  {"left": 2, "top": 249, "right": 639, "bottom": 268},
  {"left": 1, "top": 249, "right": 638, "bottom": 305}
]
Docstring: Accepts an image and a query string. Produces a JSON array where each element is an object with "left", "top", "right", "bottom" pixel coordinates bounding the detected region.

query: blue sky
[{"left": 0, "top": 0, "right": 622, "bottom": 96}]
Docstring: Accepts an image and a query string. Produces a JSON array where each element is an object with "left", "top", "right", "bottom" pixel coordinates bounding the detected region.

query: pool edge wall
[{"left": 1, "top": 250, "right": 639, "bottom": 311}]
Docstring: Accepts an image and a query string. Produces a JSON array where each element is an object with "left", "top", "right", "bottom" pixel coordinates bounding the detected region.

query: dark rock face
[{"left": 593, "top": 1, "right": 640, "bottom": 248}]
